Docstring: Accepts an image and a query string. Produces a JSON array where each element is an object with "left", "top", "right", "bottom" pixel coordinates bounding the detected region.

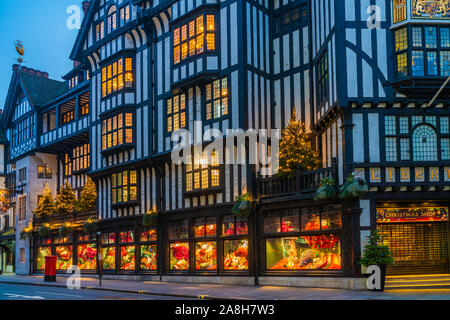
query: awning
[{"left": 0, "top": 229, "right": 15, "bottom": 240}]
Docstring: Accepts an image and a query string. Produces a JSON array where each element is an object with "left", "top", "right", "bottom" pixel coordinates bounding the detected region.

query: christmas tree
[
  {"left": 77, "top": 177, "right": 97, "bottom": 211},
  {"left": 34, "top": 186, "right": 55, "bottom": 217},
  {"left": 278, "top": 109, "right": 321, "bottom": 176},
  {"left": 55, "top": 182, "right": 76, "bottom": 214}
]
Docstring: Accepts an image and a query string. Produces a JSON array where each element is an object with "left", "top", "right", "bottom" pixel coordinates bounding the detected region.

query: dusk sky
[{"left": 0, "top": 0, "right": 82, "bottom": 110}]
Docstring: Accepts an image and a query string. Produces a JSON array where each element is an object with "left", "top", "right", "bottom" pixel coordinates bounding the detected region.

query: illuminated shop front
[
  {"left": 377, "top": 205, "right": 450, "bottom": 274},
  {"left": 262, "top": 204, "right": 343, "bottom": 273}
]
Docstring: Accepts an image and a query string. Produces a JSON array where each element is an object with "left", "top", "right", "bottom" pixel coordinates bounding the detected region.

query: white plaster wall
[{"left": 15, "top": 153, "right": 58, "bottom": 275}]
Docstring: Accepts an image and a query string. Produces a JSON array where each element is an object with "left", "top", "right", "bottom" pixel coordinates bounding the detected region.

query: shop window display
[
  {"left": 195, "top": 241, "right": 217, "bottom": 270},
  {"left": 224, "top": 239, "right": 249, "bottom": 270},
  {"left": 36, "top": 247, "right": 51, "bottom": 270},
  {"left": 77, "top": 244, "right": 97, "bottom": 270},
  {"left": 194, "top": 217, "right": 217, "bottom": 238},
  {"left": 120, "top": 246, "right": 135, "bottom": 271},
  {"left": 168, "top": 220, "right": 189, "bottom": 240},
  {"left": 102, "top": 247, "right": 116, "bottom": 270},
  {"left": 266, "top": 236, "right": 341, "bottom": 270},
  {"left": 140, "top": 245, "right": 157, "bottom": 271},
  {"left": 55, "top": 246, "right": 73, "bottom": 270},
  {"left": 222, "top": 215, "right": 248, "bottom": 236},
  {"left": 141, "top": 228, "right": 157, "bottom": 242},
  {"left": 170, "top": 242, "right": 189, "bottom": 270},
  {"left": 102, "top": 232, "right": 116, "bottom": 244}
]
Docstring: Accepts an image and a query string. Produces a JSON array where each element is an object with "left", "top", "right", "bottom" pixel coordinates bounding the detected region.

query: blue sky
[{"left": 0, "top": 0, "right": 82, "bottom": 109}]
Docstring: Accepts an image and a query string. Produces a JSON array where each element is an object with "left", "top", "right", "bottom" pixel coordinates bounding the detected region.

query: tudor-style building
[{"left": 1, "top": 0, "right": 449, "bottom": 288}]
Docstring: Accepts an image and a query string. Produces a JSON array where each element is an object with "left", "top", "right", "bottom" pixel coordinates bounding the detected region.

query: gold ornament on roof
[
  {"left": 412, "top": 0, "right": 450, "bottom": 18},
  {"left": 14, "top": 40, "right": 25, "bottom": 64}
]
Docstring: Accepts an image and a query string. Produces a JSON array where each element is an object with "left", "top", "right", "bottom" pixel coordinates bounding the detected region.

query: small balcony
[
  {"left": 32, "top": 210, "right": 98, "bottom": 229},
  {"left": 256, "top": 163, "right": 338, "bottom": 201}
]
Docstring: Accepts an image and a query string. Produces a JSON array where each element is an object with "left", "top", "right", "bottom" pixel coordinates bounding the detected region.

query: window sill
[
  {"left": 100, "top": 88, "right": 135, "bottom": 102},
  {"left": 184, "top": 187, "right": 222, "bottom": 197},
  {"left": 101, "top": 143, "right": 135, "bottom": 155},
  {"left": 111, "top": 200, "right": 139, "bottom": 209}
]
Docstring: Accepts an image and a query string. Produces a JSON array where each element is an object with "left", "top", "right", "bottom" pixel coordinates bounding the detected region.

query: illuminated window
[
  {"left": 101, "top": 57, "right": 133, "bottom": 98},
  {"left": 392, "top": 0, "right": 407, "bottom": 24},
  {"left": 62, "top": 111, "right": 74, "bottom": 124},
  {"left": 173, "top": 14, "right": 215, "bottom": 65},
  {"left": 96, "top": 21, "right": 105, "bottom": 41},
  {"left": 167, "top": 94, "right": 186, "bottom": 133},
  {"left": 80, "top": 92, "right": 90, "bottom": 117},
  {"left": 37, "top": 166, "right": 52, "bottom": 180},
  {"left": 397, "top": 52, "right": 408, "bottom": 77},
  {"left": 185, "top": 151, "right": 221, "bottom": 192},
  {"left": 102, "top": 113, "right": 133, "bottom": 151},
  {"left": 206, "top": 77, "right": 228, "bottom": 120},
  {"left": 112, "top": 170, "right": 138, "bottom": 204}
]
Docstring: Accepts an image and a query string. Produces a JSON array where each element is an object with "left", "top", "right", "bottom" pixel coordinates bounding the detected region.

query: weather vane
[{"left": 14, "top": 40, "right": 25, "bottom": 65}]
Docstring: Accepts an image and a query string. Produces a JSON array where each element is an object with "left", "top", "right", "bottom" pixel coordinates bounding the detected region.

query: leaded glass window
[
  {"left": 385, "top": 116, "right": 397, "bottom": 135},
  {"left": 385, "top": 138, "right": 398, "bottom": 162},
  {"left": 400, "top": 117, "right": 409, "bottom": 134},
  {"left": 400, "top": 138, "right": 410, "bottom": 160},
  {"left": 442, "top": 138, "right": 450, "bottom": 160},
  {"left": 441, "top": 117, "right": 449, "bottom": 134},
  {"left": 412, "top": 125, "right": 437, "bottom": 161}
]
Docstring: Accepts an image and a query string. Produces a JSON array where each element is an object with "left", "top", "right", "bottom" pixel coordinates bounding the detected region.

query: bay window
[
  {"left": 173, "top": 13, "right": 216, "bottom": 65},
  {"left": 120, "top": 5, "right": 131, "bottom": 27},
  {"left": 185, "top": 151, "right": 221, "bottom": 192},
  {"left": 101, "top": 57, "right": 134, "bottom": 98},
  {"left": 111, "top": 170, "right": 138, "bottom": 205},
  {"left": 206, "top": 77, "right": 228, "bottom": 120},
  {"left": 101, "top": 113, "right": 133, "bottom": 151},
  {"left": 395, "top": 25, "right": 450, "bottom": 78},
  {"left": 167, "top": 94, "right": 186, "bottom": 133}
]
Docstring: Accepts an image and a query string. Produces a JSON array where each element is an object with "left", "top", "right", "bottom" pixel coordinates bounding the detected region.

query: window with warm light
[
  {"left": 173, "top": 14, "right": 216, "bottom": 65},
  {"left": 206, "top": 77, "right": 228, "bottom": 120},
  {"left": 102, "top": 113, "right": 133, "bottom": 151},
  {"left": 62, "top": 110, "right": 74, "bottom": 124},
  {"left": 392, "top": 0, "right": 407, "bottom": 24},
  {"left": 101, "top": 57, "right": 134, "bottom": 98},
  {"left": 107, "top": 6, "right": 117, "bottom": 34},
  {"left": 185, "top": 151, "right": 221, "bottom": 192},
  {"left": 112, "top": 170, "right": 138, "bottom": 204},
  {"left": 167, "top": 94, "right": 186, "bottom": 133},
  {"left": 119, "top": 5, "right": 131, "bottom": 27},
  {"left": 96, "top": 21, "right": 105, "bottom": 41},
  {"left": 64, "top": 144, "right": 90, "bottom": 176},
  {"left": 37, "top": 166, "right": 52, "bottom": 180}
]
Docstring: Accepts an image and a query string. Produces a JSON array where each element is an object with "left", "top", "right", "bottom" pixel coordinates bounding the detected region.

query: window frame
[
  {"left": 205, "top": 77, "right": 229, "bottom": 121},
  {"left": 101, "top": 56, "right": 135, "bottom": 99},
  {"left": 316, "top": 50, "right": 329, "bottom": 107},
  {"left": 166, "top": 94, "right": 187, "bottom": 134},
  {"left": 172, "top": 12, "right": 217, "bottom": 66},
  {"left": 111, "top": 169, "right": 139, "bottom": 206},
  {"left": 37, "top": 165, "right": 52, "bottom": 180},
  {"left": 184, "top": 150, "right": 222, "bottom": 193},
  {"left": 101, "top": 112, "right": 135, "bottom": 152}
]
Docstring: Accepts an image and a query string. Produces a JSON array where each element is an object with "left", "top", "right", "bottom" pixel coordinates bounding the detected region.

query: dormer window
[{"left": 173, "top": 13, "right": 216, "bottom": 65}]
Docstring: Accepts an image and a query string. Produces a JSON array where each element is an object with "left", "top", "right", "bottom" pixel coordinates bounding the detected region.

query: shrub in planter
[
  {"left": 84, "top": 220, "right": 98, "bottom": 233},
  {"left": 360, "top": 231, "right": 394, "bottom": 291},
  {"left": 232, "top": 194, "right": 252, "bottom": 218},
  {"left": 143, "top": 210, "right": 158, "bottom": 227},
  {"left": 38, "top": 224, "right": 52, "bottom": 237},
  {"left": 314, "top": 177, "right": 337, "bottom": 201},
  {"left": 339, "top": 174, "right": 369, "bottom": 199}
]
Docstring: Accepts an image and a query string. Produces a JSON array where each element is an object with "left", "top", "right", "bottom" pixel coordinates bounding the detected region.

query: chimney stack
[
  {"left": 14, "top": 65, "right": 49, "bottom": 79},
  {"left": 82, "top": 1, "right": 90, "bottom": 15}
]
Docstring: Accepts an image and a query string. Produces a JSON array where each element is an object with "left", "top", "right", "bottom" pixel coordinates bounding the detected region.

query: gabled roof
[
  {"left": 18, "top": 71, "right": 66, "bottom": 107},
  {"left": 70, "top": 0, "right": 99, "bottom": 61},
  {"left": 1, "top": 67, "right": 66, "bottom": 127}
]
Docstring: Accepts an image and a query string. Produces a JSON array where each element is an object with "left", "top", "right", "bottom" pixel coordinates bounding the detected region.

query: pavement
[{"left": 1, "top": 274, "right": 450, "bottom": 300}]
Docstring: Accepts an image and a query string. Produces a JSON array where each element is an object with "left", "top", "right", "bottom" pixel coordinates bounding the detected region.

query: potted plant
[
  {"left": 339, "top": 174, "right": 368, "bottom": 199},
  {"left": 143, "top": 210, "right": 158, "bottom": 227},
  {"left": 232, "top": 193, "right": 252, "bottom": 218},
  {"left": 314, "top": 177, "right": 337, "bottom": 201},
  {"left": 360, "top": 231, "right": 394, "bottom": 291}
]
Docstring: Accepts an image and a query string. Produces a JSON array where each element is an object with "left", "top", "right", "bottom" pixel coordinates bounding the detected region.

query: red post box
[{"left": 44, "top": 256, "right": 57, "bottom": 282}]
